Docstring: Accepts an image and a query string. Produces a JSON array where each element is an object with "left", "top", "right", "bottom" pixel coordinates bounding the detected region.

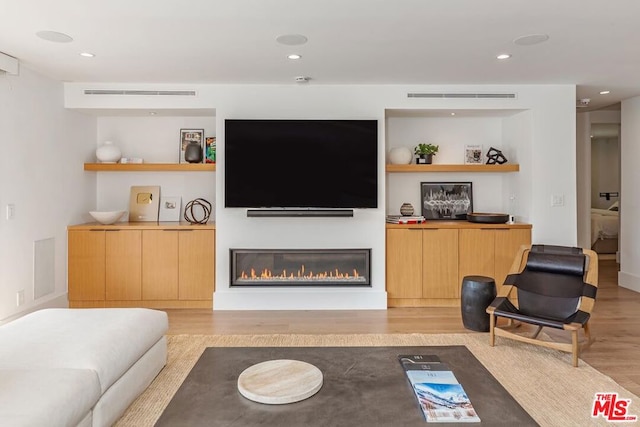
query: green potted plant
[{"left": 414, "top": 143, "right": 439, "bottom": 164}]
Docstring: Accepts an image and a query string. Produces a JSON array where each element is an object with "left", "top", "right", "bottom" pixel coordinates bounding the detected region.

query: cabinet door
[
  {"left": 458, "top": 229, "right": 495, "bottom": 284},
  {"left": 68, "top": 230, "right": 105, "bottom": 301},
  {"left": 494, "top": 229, "right": 531, "bottom": 287},
  {"left": 142, "top": 230, "right": 179, "bottom": 300},
  {"left": 386, "top": 229, "right": 423, "bottom": 298},
  {"left": 179, "top": 230, "right": 215, "bottom": 300},
  {"left": 422, "top": 229, "right": 459, "bottom": 298},
  {"left": 106, "top": 230, "right": 142, "bottom": 300}
]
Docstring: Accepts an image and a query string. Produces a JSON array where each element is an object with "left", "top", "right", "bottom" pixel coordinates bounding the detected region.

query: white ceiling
[{"left": 1, "top": 0, "right": 638, "bottom": 111}]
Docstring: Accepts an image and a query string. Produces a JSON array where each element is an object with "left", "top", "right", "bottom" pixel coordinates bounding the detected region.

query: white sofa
[{"left": 0, "top": 308, "right": 168, "bottom": 427}]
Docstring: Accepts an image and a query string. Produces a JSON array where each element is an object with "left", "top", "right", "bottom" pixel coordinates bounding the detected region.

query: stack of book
[
  {"left": 399, "top": 355, "right": 481, "bottom": 423},
  {"left": 386, "top": 215, "right": 426, "bottom": 224}
]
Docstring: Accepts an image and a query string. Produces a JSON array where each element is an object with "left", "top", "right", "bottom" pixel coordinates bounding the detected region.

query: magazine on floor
[{"left": 398, "top": 355, "right": 481, "bottom": 423}]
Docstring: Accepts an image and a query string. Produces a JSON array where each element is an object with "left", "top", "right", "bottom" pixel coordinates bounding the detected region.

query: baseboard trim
[{"left": 618, "top": 270, "right": 640, "bottom": 293}]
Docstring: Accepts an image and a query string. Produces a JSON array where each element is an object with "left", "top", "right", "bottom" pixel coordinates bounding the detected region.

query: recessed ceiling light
[
  {"left": 513, "top": 34, "right": 550, "bottom": 46},
  {"left": 276, "top": 34, "right": 308, "bottom": 46},
  {"left": 79, "top": 52, "right": 95, "bottom": 58},
  {"left": 599, "top": 90, "right": 610, "bottom": 95},
  {"left": 497, "top": 54, "right": 511, "bottom": 60},
  {"left": 450, "top": 112, "right": 456, "bottom": 116},
  {"left": 287, "top": 54, "right": 302, "bottom": 60},
  {"left": 149, "top": 112, "right": 157, "bottom": 116},
  {"left": 36, "top": 30, "right": 73, "bottom": 43}
]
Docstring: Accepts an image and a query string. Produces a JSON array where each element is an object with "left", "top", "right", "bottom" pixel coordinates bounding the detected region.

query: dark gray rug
[{"left": 155, "top": 346, "right": 537, "bottom": 426}]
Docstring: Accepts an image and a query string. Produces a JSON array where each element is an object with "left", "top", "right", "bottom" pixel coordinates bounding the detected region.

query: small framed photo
[
  {"left": 421, "top": 182, "right": 473, "bottom": 220},
  {"left": 179, "top": 128, "right": 204, "bottom": 163},
  {"left": 205, "top": 136, "right": 216, "bottom": 164},
  {"left": 464, "top": 144, "right": 484, "bottom": 164}
]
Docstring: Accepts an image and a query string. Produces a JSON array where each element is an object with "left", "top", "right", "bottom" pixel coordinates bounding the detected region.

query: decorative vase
[
  {"left": 400, "top": 202, "right": 414, "bottom": 216},
  {"left": 389, "top": 147, "right": 413, "bottom": 165},
  {"left": 184, "top": 141, "right": 203, "bottom": 163},
  {"left": 96, "top": 141, "right": 122, "bottom": 163}
]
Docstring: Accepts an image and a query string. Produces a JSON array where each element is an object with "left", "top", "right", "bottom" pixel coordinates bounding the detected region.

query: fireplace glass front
[{"left": 230, "top": 249, "right": 371, "bottom": 287}]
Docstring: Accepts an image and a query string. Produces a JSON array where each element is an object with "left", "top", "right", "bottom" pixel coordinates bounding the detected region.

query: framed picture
[
  {"left": 205, "top": 136, "right": 216, "bottom": 164},
  {"left": 464, "top": 144, "right": 483, "bottom": 164},
  {"left": 179, "top": 128, "right": 204, "bottom": 163},
  {"left": 420, "top": 182, "right": 473, "bottom": 220}
]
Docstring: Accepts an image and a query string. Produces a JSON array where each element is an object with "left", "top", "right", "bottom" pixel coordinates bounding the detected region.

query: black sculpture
[{"left": 486, "top": 147, "right": 508, "bottom": 165}]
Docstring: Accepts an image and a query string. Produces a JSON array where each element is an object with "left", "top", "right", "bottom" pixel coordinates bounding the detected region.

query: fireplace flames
[{"left": 238, "top": 264, "right": 364, "bottom": 283}]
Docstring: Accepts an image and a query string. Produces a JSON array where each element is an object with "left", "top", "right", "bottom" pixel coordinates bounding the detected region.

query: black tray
[{"left": 467, "top": 213, "right": 509, "bottom": 224}]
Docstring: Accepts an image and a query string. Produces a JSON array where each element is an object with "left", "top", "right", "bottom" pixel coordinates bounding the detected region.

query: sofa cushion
[
  {"left": 0, "top": 368, "right": 101, "bottom": 427},
  {"left": 0, "top": 308, "right": 168, "bottom": 393}
]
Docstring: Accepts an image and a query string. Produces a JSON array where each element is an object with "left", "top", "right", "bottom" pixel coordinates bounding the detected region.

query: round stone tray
[
  {"left": 237, "top": 359, "right": 323, "bottom": 405},
  {"left": 467, "top": 212, "right": 509, "bottom": 224}
]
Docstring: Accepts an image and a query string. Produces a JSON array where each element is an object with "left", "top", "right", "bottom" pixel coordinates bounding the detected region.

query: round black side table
[{"left": 461, "top": 276, "right": 497, "bottom": 332}]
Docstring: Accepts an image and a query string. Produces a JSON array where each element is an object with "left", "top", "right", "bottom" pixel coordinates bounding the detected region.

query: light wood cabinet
[
  {"left": 459, "top": 228, "right": 531, "bottom": 291},
  {"left": 386, "top": 223, "right": 531, "bottom": 307},
  {"left": 386, "top": 228, "right": 459, "bottom": 306},
  {"left": 141, "top": 229, "right": 215, "bottom": 301},
  {"left": 105, "top": 230, "right": 141, "bottom": 300},
  {"left": 68, "top": 223, "right": 215, "bottom": 308}
]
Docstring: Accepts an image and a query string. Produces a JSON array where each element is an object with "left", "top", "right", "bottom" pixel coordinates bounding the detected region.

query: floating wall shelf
[
  {"left": 84, "top": 163, "right": 216, "bottom": 172},
  {"left": 385, "top": 164, "right": 519, "bottom": 173}
]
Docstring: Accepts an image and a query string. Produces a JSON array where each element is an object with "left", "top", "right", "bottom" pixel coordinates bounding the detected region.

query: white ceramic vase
[
  {"left": 389, "top": 147, "right": 413, "bottom": 165},
  {"left": 96, "top": 141, "right": 122, "bottom": 163}
]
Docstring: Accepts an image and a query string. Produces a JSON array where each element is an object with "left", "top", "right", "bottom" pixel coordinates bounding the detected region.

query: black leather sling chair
[{"left": 486, "top": 244, "right": 599, "bottom": 367}]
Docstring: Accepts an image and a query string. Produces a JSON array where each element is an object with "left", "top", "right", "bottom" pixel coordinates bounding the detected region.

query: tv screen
[{"left": 225, "top": 119, "right": 378, "bottom": 209}]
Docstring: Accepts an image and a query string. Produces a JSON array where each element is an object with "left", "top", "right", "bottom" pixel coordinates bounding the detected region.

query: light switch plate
[{"left": 159, "top": 196, "right": 181, "bottom": 222}]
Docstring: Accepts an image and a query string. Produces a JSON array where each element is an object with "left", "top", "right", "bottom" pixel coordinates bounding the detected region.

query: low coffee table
[{"left": 237, "top": 359, "right": 323, "bottom": 404}]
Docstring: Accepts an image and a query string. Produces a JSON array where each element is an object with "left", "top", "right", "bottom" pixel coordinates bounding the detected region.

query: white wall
[
  {"left": 64, "top": 82, "right": 578, "bottom": 309},
  {"left": 619, "top": 97, "right": 640, "bottom": 292},
  {"left": 591, "top": 137, "right": 620, "bottom": 210},
  {"left": 0, "top": 67, "right": 96, "bottom": 322}
]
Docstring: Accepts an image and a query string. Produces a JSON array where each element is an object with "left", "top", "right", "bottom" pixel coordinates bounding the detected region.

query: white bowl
[{"left": 89, "top": 210, "right": 126, "bottom": 225}]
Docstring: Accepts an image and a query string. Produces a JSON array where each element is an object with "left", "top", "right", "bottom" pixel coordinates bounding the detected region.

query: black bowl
[{"left": 467, "top": 213, "right": 509, "bottom": 224}]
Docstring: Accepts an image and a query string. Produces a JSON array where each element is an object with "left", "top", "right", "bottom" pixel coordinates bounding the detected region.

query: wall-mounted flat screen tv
[{"left": 225, "top": 119, "right": 378, "bottom": 209}]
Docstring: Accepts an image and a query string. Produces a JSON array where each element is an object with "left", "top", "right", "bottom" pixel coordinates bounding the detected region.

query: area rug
[{"left": 115, "top": 334, "right": 640, "bottom": 427}]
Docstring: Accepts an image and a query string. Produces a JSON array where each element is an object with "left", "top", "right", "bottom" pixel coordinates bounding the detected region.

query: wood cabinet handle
[{"left": 105, "top": 229, "right": 121, "bottom": 232}]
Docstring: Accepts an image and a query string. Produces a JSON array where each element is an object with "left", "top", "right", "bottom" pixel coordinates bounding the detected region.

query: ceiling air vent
[
  {"left": 84, "top": 89, "right": 196, "bottom": 96},
  {"left": 408, "top": 93, "right": 516, "bottom": 99}
]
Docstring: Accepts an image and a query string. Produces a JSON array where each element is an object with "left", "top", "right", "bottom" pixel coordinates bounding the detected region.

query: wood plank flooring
[{"left": 165, "top": 259, "right": 640, "bottom": 396}]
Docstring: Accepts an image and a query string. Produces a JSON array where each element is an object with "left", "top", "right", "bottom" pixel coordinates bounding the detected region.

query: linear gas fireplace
[{"left": 230, "top": 249, "right": 371, "bottom": 287}]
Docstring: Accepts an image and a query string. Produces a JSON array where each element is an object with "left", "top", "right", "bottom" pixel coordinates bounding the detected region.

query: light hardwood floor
[{"left": 165, "top": 259, "right": 640, "bottom": 396}]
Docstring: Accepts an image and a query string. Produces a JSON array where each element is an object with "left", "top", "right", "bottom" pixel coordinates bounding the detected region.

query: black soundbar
[{"left": 246, "top": 209, "right": 354, "bottom": 218}]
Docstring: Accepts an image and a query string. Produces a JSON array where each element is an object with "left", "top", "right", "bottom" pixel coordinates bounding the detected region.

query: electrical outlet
[
  {"left": 551, "top": 194, "right": 564, "bottom": 207},
  {"left": 6, "top": 204, "right": 15, "bottom": 220},
  {"left": 16, "top": 290, "right": 24, "bottom": 306}
]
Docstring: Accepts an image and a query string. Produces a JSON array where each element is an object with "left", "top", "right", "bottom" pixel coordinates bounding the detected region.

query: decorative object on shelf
[
  {"left": 120, "top": 157, "right": 143, "bottom": 164},
  {"left": 89, "top": 210, "right": 126, "bottom": 225},
  {"left": 184, "top": 140, "right": 204, "bottom": 163},
  {"left": 128, "top": 185, "right": 161, "bottom": 222},
  {"left": 179, "top": 128, "right": 204, "bottom": 163},
  {"left": 486, "top": 147, "right": 508, "bottom": 165},
  {"left": 414, "top": 143, "right": 439, "bottom": 164},
  {"left": 388, "top": 147, "right": 413, "bottom": 165},
  {"left": 159, "top": 196, "right": 182, "bottom": 222},
  {"left": 466, "top": 212, "right": 509, "bottom": 224},
  {"left": 399, "top": 202, "right": 415, "bottom": 216},
  {"left": 420, "top": 181, "right": 473, "bottom": 220},
  {"left": 95, "top": 141, "right": 122, "bottom": 163},
  {"left": 464, "top": 144, "right": 483, "bottom": 164},
  {"left": 386, "top": 214, "right": 425, "bottom": 224},
  {"left": 205, "top": 137, "right": 216, "bottom": 164},
  {"left": 184, "top": 198, "right": 212, "bottom": 224}
]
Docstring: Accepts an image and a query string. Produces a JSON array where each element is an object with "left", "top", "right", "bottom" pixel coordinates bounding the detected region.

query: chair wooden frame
[{"left": 486, "top": 245, "right": 599, "bottom": 367}]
